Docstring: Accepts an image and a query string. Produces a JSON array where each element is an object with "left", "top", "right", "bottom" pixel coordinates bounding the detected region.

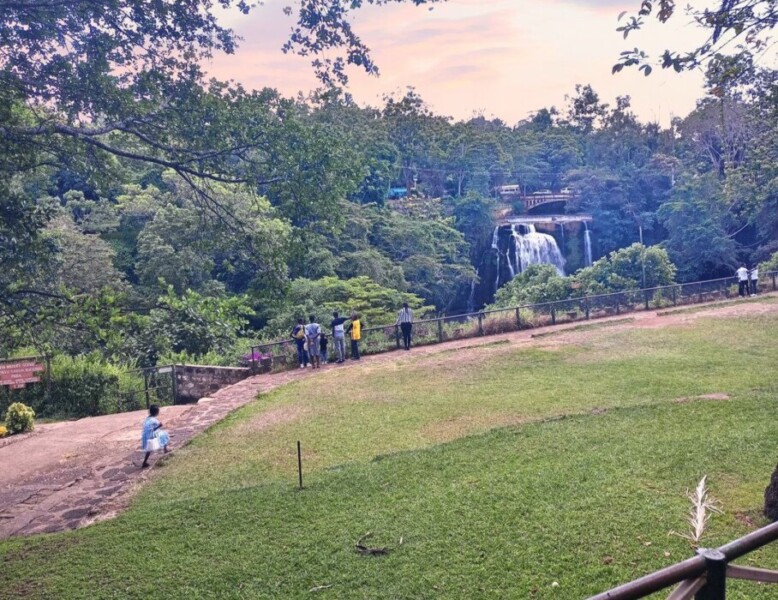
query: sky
[{"left": 206, "top": 0, "right": 712, "bottom": 126}]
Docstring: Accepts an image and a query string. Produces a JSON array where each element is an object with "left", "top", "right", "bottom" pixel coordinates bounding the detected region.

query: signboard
[{"left": 0, "top": 360, "right": 45, "bottom": 389}]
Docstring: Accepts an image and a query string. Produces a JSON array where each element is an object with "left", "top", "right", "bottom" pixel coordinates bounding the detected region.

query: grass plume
[{"left": 672, "top": 475, "right": 723, "bottom": 547}]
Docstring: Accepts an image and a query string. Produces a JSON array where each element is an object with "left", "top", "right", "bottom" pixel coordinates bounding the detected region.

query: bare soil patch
[
  {"left": 234, "top": 404, "right": 309, "bottom": 435},
  {"left": 673, "top": 393, "right": 731, "bottom": 404}
]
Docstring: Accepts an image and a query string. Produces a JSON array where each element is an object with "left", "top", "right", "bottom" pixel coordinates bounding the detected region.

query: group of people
[
  {"left": 289, "top": 303, "right": 415, "bottom": 369},
  {"left": 736, "top": 264, "right": 759, "bottom": 297},
  {"left": 290, "top": 311, "right": 360, "bottom": 368},
  {"left": 140, "top": 303, "right": 416, "bottom": 466}
]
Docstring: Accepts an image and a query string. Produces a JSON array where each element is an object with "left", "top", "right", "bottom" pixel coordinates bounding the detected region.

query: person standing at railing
[
  {"left": 320, "top": 332, "right": 329, "bottom": 364},
  {"left": 396, "top": 302, "right": 414, "bottom": 350},
  {"left": 291, "top": 318, "right": 308, "bottom": 369},
  {"left": 305, "top": 315, "right": 322, "bottom": 369},
  {"left": 750, "top": 266, "right": 759, "bottom": 296},
  {"left": 330, "top": 311, "right": 348, "bottom": 364},
  {"left": 346, "top": 310, "right": 361, "bottom": 360},
  {"left": 737, "top": 264, "right": 749, "bottom": 297}
]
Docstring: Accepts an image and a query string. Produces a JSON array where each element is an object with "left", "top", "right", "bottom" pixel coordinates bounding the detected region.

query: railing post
[
  {"left": 672, "top": 286, "right": 677, "bottom": 306},
  {"left": 644, "top": 289, "right": 650, "bottom": 310},
  {"left": 395, "top": 325, "right": 401, "bottom": 349},
  {"left": 143, "top": 370, "right": 150, "bottom": 409},
  {"left": 250, "top": 346, "right": 259, "bottom": 374},
  {"left": 615, "top": 296, "right": 621, "bottom": 315},
  {"left": 515, "top": 307, "right": 521, "bottom": 329},
  {"left": 437, "top": 319, "right": 443, "bottom": 343},
  {"left": 551, "top": 304, "right": 556, "bottom": 325},
  {"left": 695, "top": 548, "right": 727, "bottom": 600},
  {"left": 478, "top": 313, "right": 484, "bottom": 336},
  {"left": 171, "top": 365, "right": 178, "bottom": 405},
  {"left": 772, "top": 273, "right": 776, "bottom": 291}
]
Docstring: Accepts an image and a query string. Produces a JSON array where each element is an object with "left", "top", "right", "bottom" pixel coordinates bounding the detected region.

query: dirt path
[{"left": 1, "top": 294, "right": 776, "bottom": 539}]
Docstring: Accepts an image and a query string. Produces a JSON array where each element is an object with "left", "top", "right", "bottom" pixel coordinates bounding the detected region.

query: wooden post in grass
[
  {"left": 395, "top": 325, "right": 401, "bottom": 349},
  {"left": 478, "top": 313, "right": 484, "bottom": 336},
  {"left": 297, "top": 441, "right": 303, "bottom": 489},
  {"left": 437, "top": 319, "right": 443, "bottom": 343},
  {"left": 515, "top": 307, "right": 521, "bottom": 329}
]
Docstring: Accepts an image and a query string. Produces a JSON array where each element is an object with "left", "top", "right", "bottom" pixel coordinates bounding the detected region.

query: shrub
[
  {"left": 47, "top": 354, "right": 144, "bottom": 417},
  {"left": 0, "top": 424, "right": 7, "bottom": 438},
  {"left": 4, "top": 402, "right": 35, "bottom": 434},
  {"left": 758, "top": 251, "right": 778, "bottom": 276}
]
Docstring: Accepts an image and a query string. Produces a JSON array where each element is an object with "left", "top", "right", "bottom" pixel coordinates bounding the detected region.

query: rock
[{"left": 764, "top": 464, "right": 778, "bottom": 521}]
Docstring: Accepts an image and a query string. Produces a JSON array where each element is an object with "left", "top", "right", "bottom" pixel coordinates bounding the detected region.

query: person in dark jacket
[{"left": 320, "top": 331, "right": 329, "bottom": 364}]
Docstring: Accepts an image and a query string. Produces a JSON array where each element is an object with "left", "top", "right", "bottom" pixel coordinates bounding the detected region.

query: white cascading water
[
  {"left": 491, "top": 226, "right": 501, "bottom": 291},
  {"left": 467, "top": 267, "right": 479, "bottom": 313},
  {"left": 583, "top": 221, "right": 593, "bottom": 267},
  {"left": 512, "top": 224, "right": 566, "bottom": 276}
]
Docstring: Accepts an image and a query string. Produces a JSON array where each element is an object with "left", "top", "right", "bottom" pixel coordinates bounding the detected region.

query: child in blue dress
[{"left": 140, "top": 404, "right": 170, "bottom": 468}]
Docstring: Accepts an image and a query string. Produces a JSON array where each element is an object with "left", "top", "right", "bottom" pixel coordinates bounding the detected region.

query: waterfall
[
  {"left": 491, "top": 226, "right": 501, "bottom": 292},
  {"left": 583, "top": 221, "right": 593, "bottom": 267},
  {"left": 512, "top": 224, "right": 566, "bottom": 276},
  {"left": 506, "top": 236, "right": 516, "bottom": 280},
  {"left": 467, "top": 267, "right": 479, "bottom": 313}
]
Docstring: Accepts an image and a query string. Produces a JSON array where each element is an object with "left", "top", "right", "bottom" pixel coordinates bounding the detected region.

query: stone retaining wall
[{"left": 175, "top": 365, "right": 251, "bottom": 403}]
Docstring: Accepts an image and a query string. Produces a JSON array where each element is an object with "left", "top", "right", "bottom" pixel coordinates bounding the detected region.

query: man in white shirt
[
  {"left": 396, "top": 302, "right": 414, "bottom": 350},
  {"left": 736, "top": 264, "right": 749, "bottom": 297},
  {"left": 750, "top": 266, "right": 759, "bottom": 296}
]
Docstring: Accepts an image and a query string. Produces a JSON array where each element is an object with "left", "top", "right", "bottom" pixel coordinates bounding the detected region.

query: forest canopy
[{"left": 1, "top": 0, "right": 777, "bottom": 371}]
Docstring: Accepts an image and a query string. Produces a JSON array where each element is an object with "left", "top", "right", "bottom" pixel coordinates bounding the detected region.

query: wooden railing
[
  {"left": 589, "top": 521, "right": 778, "bottom": 600},
  {"left": 247, "top": 271, "right": 778, "bottom": 371}
]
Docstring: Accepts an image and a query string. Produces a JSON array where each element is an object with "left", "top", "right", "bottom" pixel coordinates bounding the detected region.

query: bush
[
  {"left": 0, "top": 424, "right": 7, "bottom": 438},
  {"left": 4, "top": 402, "right": 35, "bottom": 434},
  {"left": 0, "top": 355, "right": 147, "bottom": 419},
  {"left": 758, "top": 251, "right": 778, "bottom": 276},
  {"left": 47, "top": 354, "right": 144, "bottom": 417}
]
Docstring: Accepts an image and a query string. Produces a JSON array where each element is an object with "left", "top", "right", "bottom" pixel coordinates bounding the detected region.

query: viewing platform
[
  {"left": 496, "top": 187, "right": 577, "bottom": 212},
  {"left": 497, "top": 213, "right": 593, "bottom": 226}
]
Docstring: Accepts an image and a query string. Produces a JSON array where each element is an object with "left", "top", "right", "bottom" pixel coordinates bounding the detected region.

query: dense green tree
[
  {"left": 490, "top": 264, "right": 573, "bottom": 308},
  {"left": 261, "top": 276, "right": 432, "bottom": 337},
  {"left": 576, "top": 243, "right": 677, "bottom": 294}
]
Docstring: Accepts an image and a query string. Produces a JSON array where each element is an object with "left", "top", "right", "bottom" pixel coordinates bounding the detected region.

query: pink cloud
[{"left": 203, "top": 0, "right": 705, "bottom": 126}]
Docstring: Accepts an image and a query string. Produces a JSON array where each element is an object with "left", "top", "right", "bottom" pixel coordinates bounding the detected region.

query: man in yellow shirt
[{"left": 346, "top": 310, "right": 361, "bottom": 360}]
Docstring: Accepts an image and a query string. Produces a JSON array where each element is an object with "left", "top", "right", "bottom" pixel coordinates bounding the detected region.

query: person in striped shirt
[{"left": 396, "top": 302, "right": 413, "bottom": 350}]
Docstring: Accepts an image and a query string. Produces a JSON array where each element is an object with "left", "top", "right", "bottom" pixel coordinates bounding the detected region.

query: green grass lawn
[{"left": 2, "top": 308, "right": 778, "bottom": 599}]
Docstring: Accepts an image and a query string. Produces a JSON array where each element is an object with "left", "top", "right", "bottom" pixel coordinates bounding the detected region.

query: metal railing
[
  {"left": 116, "top": 364, "right": 177, "bottom": 411},
  {"left": 247, "top": 271, "right": 778, "bottom": 371},
  {"left": 589, "top": 521, "right": 778, "bottom": 599}
]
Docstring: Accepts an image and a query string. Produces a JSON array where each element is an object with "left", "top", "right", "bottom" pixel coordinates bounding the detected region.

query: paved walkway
[{"left": 1, "top": 294, "right": 775, "bottom": 539}]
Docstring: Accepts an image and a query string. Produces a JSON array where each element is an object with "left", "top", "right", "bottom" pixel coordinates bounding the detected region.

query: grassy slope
[{"left": 1, "top": 310, "right": 777, "bottom": 599}]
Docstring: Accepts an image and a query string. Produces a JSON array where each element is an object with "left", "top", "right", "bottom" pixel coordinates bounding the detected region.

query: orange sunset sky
[{"left": 207, "top": 0, "right": 714, "bottom": 126}]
